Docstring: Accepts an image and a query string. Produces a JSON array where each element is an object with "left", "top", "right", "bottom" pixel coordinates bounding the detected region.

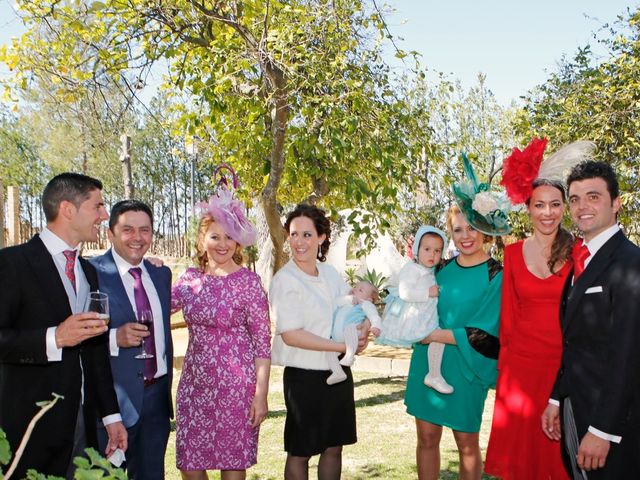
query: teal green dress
[{"left": 404, "top": 257, "right": 502, "bottom": 432}]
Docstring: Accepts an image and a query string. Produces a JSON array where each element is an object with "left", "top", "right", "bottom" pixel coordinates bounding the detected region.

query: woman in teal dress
[{"left": 405, "top": 204, "right": 503, "bottom": 480}]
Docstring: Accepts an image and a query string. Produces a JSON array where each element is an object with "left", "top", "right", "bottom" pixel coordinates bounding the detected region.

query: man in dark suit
[
  {"left": 0, "top": 173, "right": 127, "bottom": 479},
  {"left": 90, "top": 200, "right": 173, "bottom": 479},
  {"left": 542, "top": 161, "right": 640, "bottom": 478}
]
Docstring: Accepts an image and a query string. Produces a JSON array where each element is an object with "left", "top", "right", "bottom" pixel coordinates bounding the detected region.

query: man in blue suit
[{"left": 91, "top": 200, "right": 173, "bottom": 479}]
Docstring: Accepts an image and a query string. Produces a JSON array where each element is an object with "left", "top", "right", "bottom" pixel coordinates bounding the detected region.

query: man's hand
[
  {"left": 577, "top": 432, "right": 610, "bottom": 471},
  {"left": 116, "top": 322, "right": 150, "bottom": 348},
  {"left": 55, "top": 313, "right": 108, "bottom": 348},
  {"left": 146, "top": 256, "right": 164, "bottom": 267},
  {"left": 104, "top": 421, "right": 128, "bottom": 457},
  {"left": 541, "top": 403, "right": 562, "bottom": 441}
]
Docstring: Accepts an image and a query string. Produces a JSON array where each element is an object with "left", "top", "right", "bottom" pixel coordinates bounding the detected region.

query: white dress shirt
[
  {"left": 39, "top": 228, "right": 121, "bottom": 425},
  {"left": 40, "top": 227, "right": 89, "bottom": 361},
  {"left": 581, "top": 224, "right": 621, "bottom": 443},
  {"left": 581, "top": 224, "right": 620, "bottom": 269},
  {"left": 551, "top": 223, "right": 622, "bottom": 443},
  {"left": 109, "top": 249, "right": 167, "bottom": 378}
]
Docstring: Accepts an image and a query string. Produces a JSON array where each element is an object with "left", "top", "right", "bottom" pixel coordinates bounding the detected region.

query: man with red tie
[
  {"left": 542, "top": 161, "right": 640, "bottom": 479},
  {"left": 90, "top": 200, "right": 173, "bottom": 479},
  {"left": 0, "top": 173, "right": 127, "bottom": 478}
]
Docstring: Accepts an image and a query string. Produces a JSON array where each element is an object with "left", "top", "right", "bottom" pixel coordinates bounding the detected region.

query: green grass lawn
[{"left": 164, "top": 366, "right": 497, "bottom": 479}]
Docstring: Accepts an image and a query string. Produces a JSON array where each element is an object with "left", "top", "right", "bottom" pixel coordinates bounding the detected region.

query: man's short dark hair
[
  {"left": 109, "top": 200, "right": 154, "bottom": 231},
  {"left": 42, "top": 172, "right": 103, "bottom": 222},
  {"left": 567, "top": 160, "right": 619, "bottom": 200}
]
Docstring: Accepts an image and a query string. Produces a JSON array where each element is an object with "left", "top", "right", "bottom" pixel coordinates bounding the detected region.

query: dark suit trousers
[
  {"left": 98, "top": 376, "right": 170, "bottom": 480},
  {"left": 65, "top": 406, "right": 88, "bottom": 480},
  {"left": 12, "top": 414, "right": 80, "bottom": 480}
]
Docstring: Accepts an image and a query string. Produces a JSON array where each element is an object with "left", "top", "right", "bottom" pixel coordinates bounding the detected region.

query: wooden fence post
[
  {"left": 120, "top": 134, "right": 134, "bottom": 199},
  {"left": 7, "top": 186, "right": 20, "bottom": 246},
  {"left": 0, "top": 182, "right": 5, "bottom": 248}
]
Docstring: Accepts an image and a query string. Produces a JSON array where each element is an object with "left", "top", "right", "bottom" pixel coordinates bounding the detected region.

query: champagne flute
[
  {"left": 84, "top": 291, "right": 110, "bottom": 326},
  {"left": 135, "top": 309, "right": 155, "bottom": 359}
]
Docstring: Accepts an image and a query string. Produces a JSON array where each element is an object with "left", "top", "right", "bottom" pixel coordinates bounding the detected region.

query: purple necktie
[{"left": 129, "top": 267, "right": 157, "bottom": 380}]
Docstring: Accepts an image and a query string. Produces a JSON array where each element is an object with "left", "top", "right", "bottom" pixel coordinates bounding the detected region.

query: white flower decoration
[{"left": 472, "top": 191, "right": 499, "bottom": 216}]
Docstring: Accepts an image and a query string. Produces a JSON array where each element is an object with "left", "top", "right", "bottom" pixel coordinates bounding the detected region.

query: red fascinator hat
[
  {"left": 500, "top": 138, "right": 548, "bottom": 204},
  {"left": 501, "top": 138, "right": 596, "bottom": 205}
]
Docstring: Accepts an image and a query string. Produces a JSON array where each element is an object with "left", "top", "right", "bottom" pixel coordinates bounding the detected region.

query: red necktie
[
  {"left": 572, "top": 243, "right": 590, "bottom": 279},
  {"left": 129, "top": 267, "right": 157, "bottom": 380},
  {"left": 63, "top": 250, "right": 77, "bottom": 292}
]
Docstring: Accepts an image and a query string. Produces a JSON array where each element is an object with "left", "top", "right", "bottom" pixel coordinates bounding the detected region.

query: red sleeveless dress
[{"left": 485, "top": 241, "right": 570, "bottom": 480}]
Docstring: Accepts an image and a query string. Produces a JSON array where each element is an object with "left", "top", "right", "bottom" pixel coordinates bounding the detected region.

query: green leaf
[
  {"left": 0, "top": 428, "right": 11, "bottom": 465},
  {"left": 89, "top": 1, "right": 106, "bottom": 13}
]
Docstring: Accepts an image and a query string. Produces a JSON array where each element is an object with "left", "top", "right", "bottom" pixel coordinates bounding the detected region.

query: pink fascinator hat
[{"left": 194, "top": 165, "right": 258, "bottom": 246}]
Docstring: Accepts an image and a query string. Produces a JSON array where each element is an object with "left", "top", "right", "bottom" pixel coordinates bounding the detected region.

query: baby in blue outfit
[{"left": 326, "top": 280, "right": 382, "bottom": 385}]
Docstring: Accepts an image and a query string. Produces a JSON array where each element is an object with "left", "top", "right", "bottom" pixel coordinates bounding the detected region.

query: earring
[{"left": 317, "top": 244, "right": 322, "bottom": 259}]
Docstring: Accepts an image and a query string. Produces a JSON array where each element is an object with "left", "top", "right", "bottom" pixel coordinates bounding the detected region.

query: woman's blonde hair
[
  {"left": 195, "top": 215, "right": 244, "bottom": 271},
  {"left": 446, "top": 204, "right": 493, "bottom": 244}
]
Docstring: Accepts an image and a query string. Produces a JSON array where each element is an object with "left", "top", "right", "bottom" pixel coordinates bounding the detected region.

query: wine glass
[
  {"left": 84, "top": 291, "right": 110, "bottom": 326},
  {"left": 135, "top": 309, "right": 155, "bottom": 359}
]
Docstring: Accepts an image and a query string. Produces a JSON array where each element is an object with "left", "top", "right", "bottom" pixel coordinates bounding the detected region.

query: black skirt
[{"left": 283, "top": 366, "right": 357, "bottom": 456}]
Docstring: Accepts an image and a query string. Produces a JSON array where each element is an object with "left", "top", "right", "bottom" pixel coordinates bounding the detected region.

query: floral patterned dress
[{"left": 171, "top": 267, "right": 271, "bottom": 471}]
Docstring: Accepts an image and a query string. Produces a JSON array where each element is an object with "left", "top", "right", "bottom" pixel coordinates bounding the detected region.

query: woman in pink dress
[
  {"left": 171, "top": 170, "right": 271, "bottom": 480},
  {"left": 485, "top": 139, "right": 594, "bottom": 479}
]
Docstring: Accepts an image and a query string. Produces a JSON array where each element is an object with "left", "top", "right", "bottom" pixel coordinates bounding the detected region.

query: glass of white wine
[{"left": 84, "top": 291, "right": 110, "bottom": 326}]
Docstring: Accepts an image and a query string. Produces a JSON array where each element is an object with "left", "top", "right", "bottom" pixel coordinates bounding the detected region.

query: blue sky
[
  {"left": 385, "top": 0, "right": 636, "bottom": 103},
  {"left": 1, "top": 0, "right": 637, "bottom": 105}
]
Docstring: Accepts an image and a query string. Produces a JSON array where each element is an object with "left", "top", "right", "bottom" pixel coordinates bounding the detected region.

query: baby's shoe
[
  {"left": 327, "top": 370, "right": 347, "bottom": 385},
  {"left": 424, "top": 374, "right": 454, "bottom": 394}
]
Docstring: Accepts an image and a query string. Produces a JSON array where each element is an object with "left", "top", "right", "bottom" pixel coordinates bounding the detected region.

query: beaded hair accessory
[
  {"left": 501, "top": 138, "right": 596, "bottom": 205},
  {"left": 194, "top": 164, "right": 257, "bottom": 246},
  {"left": 452, "top": 153, "right": 512, "bottom": 236}
]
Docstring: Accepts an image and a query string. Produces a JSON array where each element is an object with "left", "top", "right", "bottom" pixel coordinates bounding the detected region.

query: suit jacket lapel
[
  {"left": 563, "top": 231, "right": 624, "bottom": 331},
  {"left": 144, "top": 259, "right": 172, "bottom": 351},
  {"left": 559, "top": 272, "right": 572, "bottom": 329},
  {"left": 79, "top": 256, "right": 98, "bottom": 292},
  {"left": 24, "top": 235, "right": 72, "bottom": 325},
  {"left": 98, "top": 251, "right": 137, "bottom": 326}
]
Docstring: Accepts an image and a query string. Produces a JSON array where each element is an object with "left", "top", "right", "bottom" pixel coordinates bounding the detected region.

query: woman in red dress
[
  {"left": 484, "top": 179, "right": 571, "bottom": 479},
  {"left": 485, "top": 138, "right": 594, "bottom": 479}
]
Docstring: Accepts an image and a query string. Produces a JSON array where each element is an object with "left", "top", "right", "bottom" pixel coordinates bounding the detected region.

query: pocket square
[{"left": 585, "top": 286, "right": 603, "bottom": 294}]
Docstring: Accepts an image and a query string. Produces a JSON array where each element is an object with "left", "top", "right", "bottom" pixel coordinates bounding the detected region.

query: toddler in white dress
[{"left": 376, "top": 225, "right": 453, "bottom": 394}]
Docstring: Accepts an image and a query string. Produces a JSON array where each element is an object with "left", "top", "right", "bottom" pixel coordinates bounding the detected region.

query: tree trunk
[{"left": 260, "top": 66, "right": 289, "bottom": 274}]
